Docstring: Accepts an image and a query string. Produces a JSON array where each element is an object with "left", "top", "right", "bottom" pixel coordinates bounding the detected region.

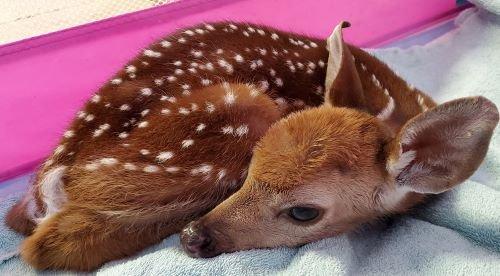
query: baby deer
[
  {"left": 179, "top": 23, "right": 499, "bottom": 258},
  {"left": 6, "top": 21, "right": 498, "bottom": 271}
]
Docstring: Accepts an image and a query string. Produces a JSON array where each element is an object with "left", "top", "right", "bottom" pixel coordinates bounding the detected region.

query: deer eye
[{"left": 288, "top": 207, "right": 319, "bottom": 222}]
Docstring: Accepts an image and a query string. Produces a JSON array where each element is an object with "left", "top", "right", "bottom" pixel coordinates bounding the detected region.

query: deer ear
[
  {"left": 324, "top": 21, "right": 366, "bottom": 110},
  {"left": 386, "top": 96, "right": 499, "bottom": 194}
]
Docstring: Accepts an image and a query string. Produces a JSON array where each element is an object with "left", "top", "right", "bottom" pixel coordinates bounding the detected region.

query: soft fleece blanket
[{"left": 1, "top": 3, "right": 500, "bottom": 275}]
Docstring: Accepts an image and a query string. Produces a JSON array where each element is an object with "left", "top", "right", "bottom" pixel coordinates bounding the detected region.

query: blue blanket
[{"left": 1, "top": 3, "right": 500, "bottom": 275}]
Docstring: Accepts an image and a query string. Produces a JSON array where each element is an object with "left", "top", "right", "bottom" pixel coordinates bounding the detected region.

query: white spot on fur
[
  {"left": 167, "top": 76, "right": 177, "bottom": 83},
  {"left": 275, "top": 98, "right": 287, "bottom": 106},
  {"left": 77, "top": 111, "right": 86, "bottom": 119},
  {"left": 157, "top": 151, "right": 174, "bottom": 162},
  {"left": 259, "top": 80, "right": 269, "bottom": 91},
  {"left": 318, "top": 60, "right": 325, "bottom": 68},
  {"left": 161, "top": 95, "right": 176, "bottom": 102},
  {"left": 229, "top": 24, "right": 238, "bottom": 30},
  {"left": 234, "top": 54, "right": 244, "bottom": 63},
  {"left": 190, "top": 103, "right": 198, "bottom": 111},
  {"left": 63, "top": 130, "right": 74, "bottom": 138},
  {"left": 100, "top": 158, "right": 118, "bottom": 165},
  {"left": 118, "top": 132, "right": 129, "bottom": 139},
  {"left": 141, "top": 109, "right": 150, "bottom": 117},
  {"left": 111, "top": 78, "right": 122, "bottom": 85},
  {"left": 191, "top": 164, "right": 213, "bottom": 175},
  {"left": 271, "top": 33, "right": 279, "bottom": 40},
  {"left": 178, "top": 37, "right": 186, "bottom": 43},
  {"left": 206, "top": 102, "right": 215, "bottom": 113},
  {"left": 175, "top": 69, "right": 184, "bottom": 75},
  {"left": 138, "top": 121, "right": 148, "bottom": 128},
  {"left": 182, "top": 139, "right": 194, "bottom": 148},
  {"left": 179, "top": 107, "right": 190, "bottom": 115},
  {"left": 85, "top": 114, "right": 95, "bottom": 122},
  {"left": 184, "top": 30, "right": 195, "bottom": 36},
  {"left": 235, "top": 125, "right": 249, "bottom": 136},
  {"left": 221, "top": 125, "right": 234, "bottom": 134},
  {"left": 154, "top": 78, "right": 164, "bottom": 86},
  {"left": 310, "top": 41, "right": 318, "bottom": 48},
  {"left": 140, "top": 149, "right": 150, "bottom": 155},
  {"left": 54, "top": 145, "right": 65, "bottom": 155},
  {"left": 93, "top": 123, "right": 110, "bottom": 137},
  {"left": 166, "top": 166, "right": 180, "bottom": 173},
  {"left": 377, "top": 89, "right": 395, "bottom": 121},
  {"left": 143, "top": 165, "right": 159, "bottom": 173},
  {"left": 196, "top": 123, "right": 206, "bottom": 132},
  {"left": 205, "top": 24, "right": 215, "bottom": 31},
  {"left": 191, "top": 49, "right": 203, "bottom": 58},
  {"left": 218, "top": 59, "right": 234, "bottom": 74},
  {"left": 269, "top": 68, "right": 276, "bottom": 76},
  {"left": 125, "top": 65, "right": 137, "bottom": 73},
  {"left": 119, "top": 104, "right": 131, "bottom": 111},
  {"left": 161, "top": 108, "right": 171, "bottom": 115},
  {"left": 160, "top": 40, "right": 171, "bottom": 48},
  {"left": 371, "top": 74, "right": 382, "bottom": 88},
  {"left": 201, "top": 79, "right": 212, "bottom": 86},
  {"left": 275, "top": 78, "right": 284, "bottom": 87},
  {"left": 360, "top": 63, "right": 367, "bottom": 71},
  {"left": 144, "top": 49, "right": 162, "bottom": 58},
  {"left": 417, "top": 94, "right": 429, "bottom": 112},
  {"left": 91, "top": 95, "right": 101, "bottom": 103},
  {"left": 85, "top": 162, "right": 99, "bottom": 171},
  {"left": 141, "top": 88, "right": 153, "bottom": 96},
  {"left": 123, "top": 163, "right": 137, "bottom": 170}
]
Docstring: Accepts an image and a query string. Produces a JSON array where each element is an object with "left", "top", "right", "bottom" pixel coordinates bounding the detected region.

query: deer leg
[{"left": 20, "top": 206, "right": 180, "bottom": 271}]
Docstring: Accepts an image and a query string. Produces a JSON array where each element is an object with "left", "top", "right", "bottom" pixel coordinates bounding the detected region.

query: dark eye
[{"left": 288, "top": 207, "right": 320, "bottom": 222}]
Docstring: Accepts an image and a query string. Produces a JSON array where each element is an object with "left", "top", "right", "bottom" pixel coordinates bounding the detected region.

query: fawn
[
  {"left": 6, "top": 21, "right": 498, "bottom": 271},
  {"left": 179, "top": 23, "right": 499, "bottom": 258}
]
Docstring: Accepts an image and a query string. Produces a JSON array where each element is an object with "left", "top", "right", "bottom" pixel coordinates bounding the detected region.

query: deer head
[{"left": 180, "top": 22, "right": 499, "bottom": 258}]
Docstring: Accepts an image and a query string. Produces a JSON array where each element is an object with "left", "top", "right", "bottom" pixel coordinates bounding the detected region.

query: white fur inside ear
[
  {"left": 37, "top": 166, "right": 68, "bottom": 223},
  {"left": 387, "top": 149, "right": 416, "bottom": 177},
  {"left": 324, "top": 23, "right": 345, "bottom": 103}
]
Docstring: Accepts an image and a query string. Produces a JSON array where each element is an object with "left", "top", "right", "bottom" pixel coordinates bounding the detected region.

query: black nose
[{"left": 180, "top": 221, "right": 215, "bottom": 257}]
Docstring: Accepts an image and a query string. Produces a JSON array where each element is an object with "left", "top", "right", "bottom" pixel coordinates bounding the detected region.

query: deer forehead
[{"left": 250, "top": 107, "right": 387, "bottom": 190}]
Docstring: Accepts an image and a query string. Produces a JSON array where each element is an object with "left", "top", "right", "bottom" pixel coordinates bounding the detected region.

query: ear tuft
[
  {"left": 386, "top": 96, "right": 498, "bottom": 194},
  {"left": 340, "top": 21, "right": 351, "bottom": 28}
]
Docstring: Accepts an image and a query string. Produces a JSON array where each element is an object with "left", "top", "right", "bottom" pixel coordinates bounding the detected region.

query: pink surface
[{"left": 0, "top": 0, "right": 467, "bottom": 181}]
